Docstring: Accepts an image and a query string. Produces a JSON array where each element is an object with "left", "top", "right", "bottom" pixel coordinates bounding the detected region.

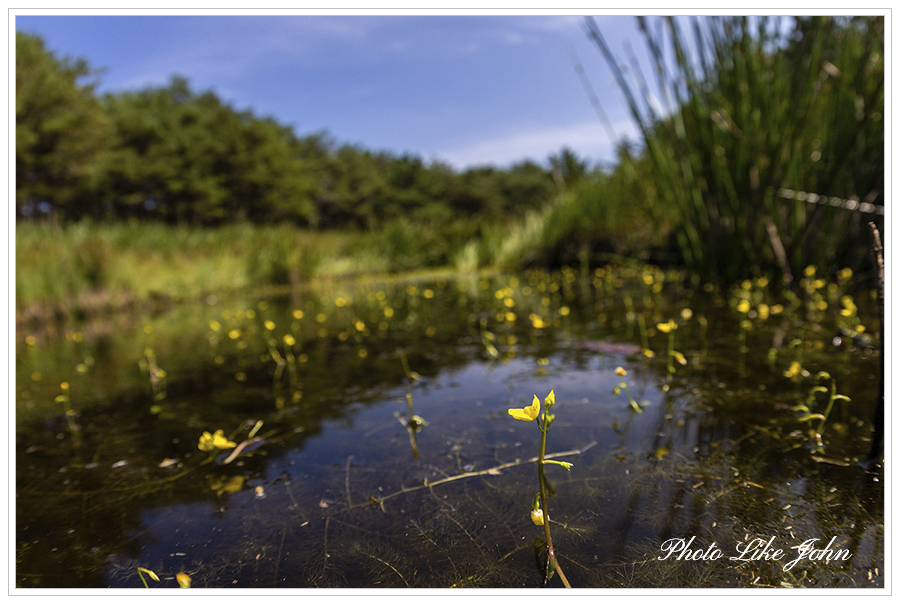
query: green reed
[{"left": 586, "top": 16, "right": 883, "bottom": 286}]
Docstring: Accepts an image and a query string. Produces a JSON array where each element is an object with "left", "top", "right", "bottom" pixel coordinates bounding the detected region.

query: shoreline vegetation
[
  {"left": 12, "top": 197, "right": 669, "bottom": 329},
  {"left": 16, "top": 16, "right": 883, "bottom": 329},
  {"left": 14, "top": 220, "right": 484, "bottom": 327}
]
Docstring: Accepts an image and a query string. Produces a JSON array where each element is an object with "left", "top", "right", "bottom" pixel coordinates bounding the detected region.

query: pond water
[{"left": 15, "top": 266, "right": 884, "bottom": 589}]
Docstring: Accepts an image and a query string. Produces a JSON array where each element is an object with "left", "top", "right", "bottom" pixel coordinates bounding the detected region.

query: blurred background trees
[{"left": 16, "top": 31, "right": 114, "bottom": 220}]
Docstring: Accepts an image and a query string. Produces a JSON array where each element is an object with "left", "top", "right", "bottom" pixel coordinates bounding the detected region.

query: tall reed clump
[{"left": 586, "top": 16, "right": 883, "bottom": 286}]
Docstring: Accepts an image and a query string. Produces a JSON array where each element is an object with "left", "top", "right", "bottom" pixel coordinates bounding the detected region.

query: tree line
[{"left": 16, "top": 30, "right": 564, "bottom": 228}]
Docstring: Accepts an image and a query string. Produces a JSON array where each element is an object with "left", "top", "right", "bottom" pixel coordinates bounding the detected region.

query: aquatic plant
[
  {"left": 508, "top": 391, "right": 573, "bottom": 587},
  {"left": 656, "top": 319, "right": 686, "bottom": 380},
  {"left": 613, "top": 367, "right": 645, "bottom": 413},
  {"left": 792, "top": 372, "right": 851, "bottom": 453},
  {"left": 136, "top": 567, "right": 160, "bottom": 588},
  {"left": 197, "top": 429, "right": 237, "bottom": 453},
  {"left": 398, "top": 354, "right": 427, "bottom": 459}
]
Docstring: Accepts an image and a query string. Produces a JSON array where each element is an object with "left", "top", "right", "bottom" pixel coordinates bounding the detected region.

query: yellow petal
[
  {"left": 656, "top": 320, "right": 676, "bottom": 333},
  {"left": 198, "top": 432, "right": 214, "bottom": 452},
  {"left": 211, "top": 430, "right": 236, "bottom": 449},
  {"left": 508, "top": 395, "right": 540, "bottom": 421},
  {"left": 544, "top": 390, "right": 555, "bottom": 408}
]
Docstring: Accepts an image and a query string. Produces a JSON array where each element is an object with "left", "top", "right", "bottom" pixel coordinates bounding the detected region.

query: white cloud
[{"left": 434, "top": 119, "right": 640, "bottom": 170}]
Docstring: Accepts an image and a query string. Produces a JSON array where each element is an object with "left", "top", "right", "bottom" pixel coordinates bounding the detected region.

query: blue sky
[{"left": 15, "top": 12, "right": 658, "bottom": 170}]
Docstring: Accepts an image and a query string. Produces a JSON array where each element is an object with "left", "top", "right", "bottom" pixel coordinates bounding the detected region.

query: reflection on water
[{"left": 16, "top": 268, "right": 883, "bottom": 588}]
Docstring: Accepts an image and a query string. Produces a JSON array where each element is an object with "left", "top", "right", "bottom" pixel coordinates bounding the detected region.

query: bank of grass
[
  {"left": 482, "top": 179, "right": 672, "bottom": 274},
  {"left": 14, "top": 221, "right": 381, "bottom": 322},
  {"left": 15, "top": 189, "right": 672, "bottom": 324},
  {"left": 15, "top": 216, "right": 514, "bottom": 323}
]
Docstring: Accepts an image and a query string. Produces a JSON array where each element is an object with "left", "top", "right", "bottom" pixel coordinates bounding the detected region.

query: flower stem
[
  {"left": 667, "top": 331, "right": 675, "bottom": 377},
  {"left": 537, "top": 411, "right": 571, "bottom": 588}
]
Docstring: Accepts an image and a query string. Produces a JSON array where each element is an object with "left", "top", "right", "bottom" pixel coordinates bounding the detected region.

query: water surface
[{"left": 16, "top": 268, "right": 883, "bottom": 588}]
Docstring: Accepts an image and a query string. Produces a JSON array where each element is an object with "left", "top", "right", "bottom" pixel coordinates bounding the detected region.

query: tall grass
[
  {"left": 16, "top": 221, "right": 359, "bottom": 320},
  {"left": 15, "top": 218, "right": 489, "bottom": 322},
  {"left": 486, "top": 166, "right": 671, "bottom": 273},
  {"left": 586, "top": 16, "right": 884, "bottom": 286}
]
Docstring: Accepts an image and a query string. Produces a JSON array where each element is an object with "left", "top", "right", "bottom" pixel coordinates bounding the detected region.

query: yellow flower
[
  {"left": 531, "top": 508, "right": 545, "bottom": 526},
  {"left": 509, "top": 395, "right": 541, "bottom": 422},
  {"left": 615, "top": 366, "right": 627, "bottom": 377},
  {"left": 198, "top": 429, "right": 237, "bottom": 452},
  {"left": 840, "top": 296, "right": 857, "bottom": 317},
  {"left": 656, "top": 320, "right": 677, "bottom": 333},
  {"left": 176, "top": 572, "right": 192, "bottom": 588},
  {"left": 736, "top": 300, "right": 751, "bottom": 313},
  {"left": 783, "top": 361, "right": 803, "bottom": 379}
]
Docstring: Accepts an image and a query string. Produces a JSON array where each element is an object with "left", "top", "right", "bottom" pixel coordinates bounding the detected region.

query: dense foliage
[{"left": 16, "top": 31, "right": 113, "bottom": 218}]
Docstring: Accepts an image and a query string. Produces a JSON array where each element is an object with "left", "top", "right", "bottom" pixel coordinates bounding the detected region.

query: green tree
[
  {"left": 102, "top": 76, "right": 319, "bottom": 225},
  {"left": 549, "top": 147, "right": 588, "bottom": 190},
  {"left": 16, "top": 31, "right": 113, "bottom": 220}
]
